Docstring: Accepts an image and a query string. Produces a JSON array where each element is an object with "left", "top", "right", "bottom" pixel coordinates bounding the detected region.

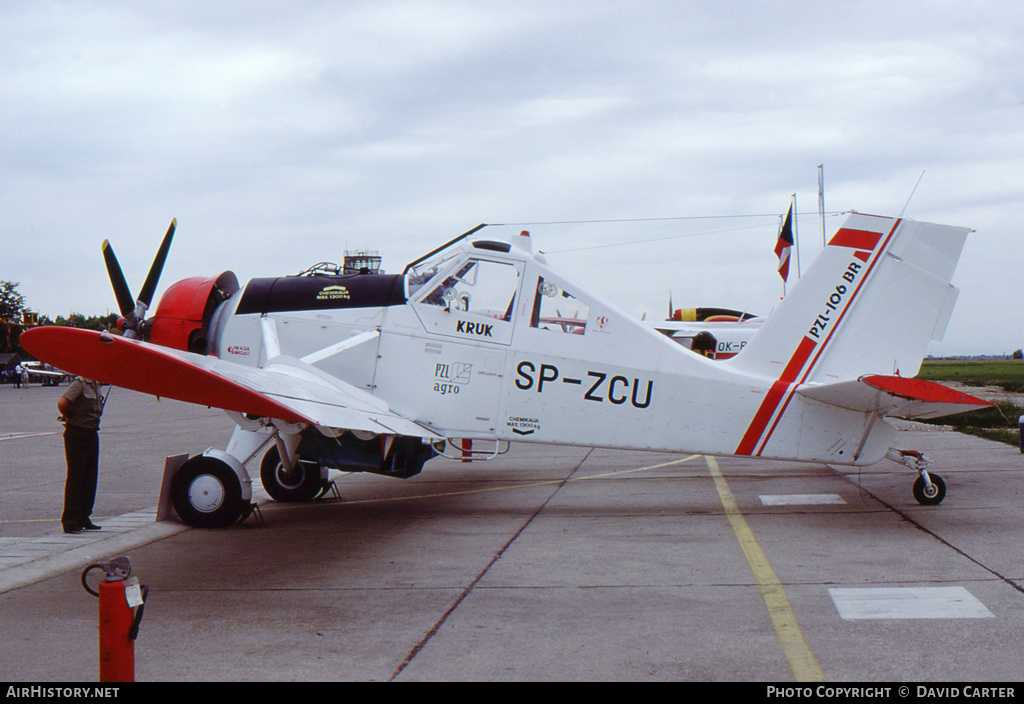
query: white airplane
[
  {"left": 22, "top": 361, "right": 68, "bottom": 386},
  {"left": 22, "top": 213, "right": 990, "bottom": 528},
  {"left": 651, "top": 307, "right": 764, "bottom": 359}
]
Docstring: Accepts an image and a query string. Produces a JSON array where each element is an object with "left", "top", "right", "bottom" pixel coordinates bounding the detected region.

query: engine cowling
[{"left": 148, "top": 271, "right": 239, "bottom": 353}]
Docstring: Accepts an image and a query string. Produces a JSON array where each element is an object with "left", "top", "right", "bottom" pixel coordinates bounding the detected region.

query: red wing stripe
[
  {"left": 862, "top": 375, "right": 991, "bottom": 406},
  {"left": 20, "top": 327, "right": 311, "bottom": 424}
]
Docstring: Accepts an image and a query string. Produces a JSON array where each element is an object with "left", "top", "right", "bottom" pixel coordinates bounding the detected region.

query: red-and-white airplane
[{"left": 22, "top": 213, "right": 990, "bottom": 528}]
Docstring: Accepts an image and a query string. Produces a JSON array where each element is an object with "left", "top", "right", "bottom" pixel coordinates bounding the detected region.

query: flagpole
[
  {"left": 792, "top": 193, "right": 800, "bottom": 279},
  {"left": 818, "top": 164, "right": 826, "bottom": 248}
]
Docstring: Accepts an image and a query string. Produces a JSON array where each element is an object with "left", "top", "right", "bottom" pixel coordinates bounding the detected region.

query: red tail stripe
[
  {"left": 735, "top": 335, "right": 816, "bottom": 455},
  {"left": 795, "top": 219, "right": 902, "bottom": 389},
  {"left": 735, "top": 380, "right": 788, "bottom": 456},
  {"left": 735, "top": 218, "right": 902, "bottom": 456},
  {"left": 829, "top": 227, "right": 883, "bottom": 251}
]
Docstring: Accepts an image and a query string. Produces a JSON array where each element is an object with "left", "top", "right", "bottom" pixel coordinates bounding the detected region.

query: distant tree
[
  {"left": 1, "top": 281, "right": 28, "bottom": 355},
  {"left": 52, "top": 313, "right": 121, "bottom": 331},
  {"left": 0, "top": 284, "right": 121, "bottom": 356},
  {"left": 1013, "top": 349, "right": 1023, "bottom": 360},
  {"left": 0, "top": 281, "right": 26, "bottom": 321}
]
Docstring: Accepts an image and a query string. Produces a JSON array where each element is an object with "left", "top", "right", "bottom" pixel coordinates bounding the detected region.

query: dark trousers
[{"left": 62, "top": 425, "right": 99, "bottom": 529}]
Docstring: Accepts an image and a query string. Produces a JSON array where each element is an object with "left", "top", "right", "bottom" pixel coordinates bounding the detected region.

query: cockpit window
[
  {"left": 406, "top": 249, "right": 461, "bottom": 299},
  {"left": 418, "top": 259, "right": 520, "bottom": 320},
  {"left": 530, "top": 277, "right": 589, "bottom": 334}
]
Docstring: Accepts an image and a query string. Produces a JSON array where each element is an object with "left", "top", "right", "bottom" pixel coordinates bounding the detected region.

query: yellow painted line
[{"left": 705, "top": 455, "right": 824, "bottom": 682}]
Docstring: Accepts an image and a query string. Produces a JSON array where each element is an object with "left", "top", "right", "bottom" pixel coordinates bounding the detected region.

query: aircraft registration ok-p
[{"left": 22, "top": 213, "right": 990, "bottom": 528}]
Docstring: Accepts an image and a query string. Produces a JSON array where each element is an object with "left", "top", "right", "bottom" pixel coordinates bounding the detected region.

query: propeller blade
[
  {"left": 138, "top": 218, "right": 176, "bottom": 308},
  {"left": 102, "top": 239, "right": 136, "bottom": 318}
]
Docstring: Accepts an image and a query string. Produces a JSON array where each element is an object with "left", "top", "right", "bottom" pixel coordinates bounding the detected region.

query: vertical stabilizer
[{"left": 727, "top": 213, "right": 970, "bottom": 384}]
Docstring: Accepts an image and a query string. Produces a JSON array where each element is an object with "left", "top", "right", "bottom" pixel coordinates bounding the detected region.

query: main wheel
[
  {"left": 171, "top": 455, "right": 249, "bottom": 528},
  {"left": 913, "top": 473, "right": 946, "bottom": 506},
  {"left": 260, "top": 446, "right": 326, "bottom": 502}
]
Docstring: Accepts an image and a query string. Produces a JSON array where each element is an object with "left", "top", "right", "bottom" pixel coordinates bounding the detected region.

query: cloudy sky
[{"left": 3, "top": 1, "right": 1022, "bottom": 355}]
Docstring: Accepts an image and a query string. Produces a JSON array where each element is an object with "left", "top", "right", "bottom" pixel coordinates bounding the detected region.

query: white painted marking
[
  {"left": 0, "top": 509, "right": 189, "bottom": 594},
  {"left": 0, "top": 432, "right": 60, "bottom": 442},
  {"left": 760, "top": 494, "right": 846, "bottom": 506},
  {"left": 829, "top": 587, "right": 994, "bottom": 620}
]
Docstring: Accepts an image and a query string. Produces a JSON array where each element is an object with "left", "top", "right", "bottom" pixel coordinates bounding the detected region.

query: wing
[
  {"left": 20, "top": 327, "right": 439, "bottom": 438},
  {"left": 797, "top": 374, "right": 992, "bottom": 420}
]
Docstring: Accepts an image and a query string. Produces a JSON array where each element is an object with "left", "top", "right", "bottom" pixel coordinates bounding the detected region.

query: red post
[
  {"left": 98, "top": 580, "right": 135, "bottom": 682},
  {"left": 461, "top": 438, "right": 472, "bottom": 463}
]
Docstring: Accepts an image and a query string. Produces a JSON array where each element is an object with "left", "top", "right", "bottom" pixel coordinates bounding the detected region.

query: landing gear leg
[
  {"left": 260, "top": 441, "right": 327, "bottom": 503},
  {"left": 886, "top": 448, "right": 946, "bottom": 506}
]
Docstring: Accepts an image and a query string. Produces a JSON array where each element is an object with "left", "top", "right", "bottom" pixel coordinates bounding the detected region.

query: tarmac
[{"left": 1, "top": 382, "right": 1023, "bottom": 682}]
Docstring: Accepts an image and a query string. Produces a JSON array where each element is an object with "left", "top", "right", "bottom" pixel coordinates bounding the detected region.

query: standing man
[{"left": 58, "top": 377, "right": 106, "bottom": 534}]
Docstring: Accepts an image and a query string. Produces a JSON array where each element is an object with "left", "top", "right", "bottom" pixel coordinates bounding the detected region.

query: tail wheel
[
  {"left": 171, "top": 455, "right": 249, "bottom": 528},
  {"left": 260, "top": 446, "right": 326, "bottom": 502},
  {"left": 913, "top": 473, "right": 946, "bottom": 506}
]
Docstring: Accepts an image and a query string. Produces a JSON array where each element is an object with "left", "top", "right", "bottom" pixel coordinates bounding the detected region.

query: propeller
[{"left": 102, "top": 218, "right": 176, "bottom": 339}]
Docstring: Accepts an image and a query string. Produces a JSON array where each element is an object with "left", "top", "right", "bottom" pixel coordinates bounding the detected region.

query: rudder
[{"left": 726, "top": 213, "right": 970, "bottom": 385}]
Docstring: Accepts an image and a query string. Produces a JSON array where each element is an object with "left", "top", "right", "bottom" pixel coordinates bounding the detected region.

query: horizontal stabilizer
[
  {"left": 798, "top": 374, "right": 992, "bottom": 420},
  {"left": 20, "top": 327, "right": 439, "bottom": 438}
]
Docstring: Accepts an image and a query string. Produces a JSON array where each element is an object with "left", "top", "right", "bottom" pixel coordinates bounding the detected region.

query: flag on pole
[{"left": 775, "top": 204, "right": 795, "bottom": 282}]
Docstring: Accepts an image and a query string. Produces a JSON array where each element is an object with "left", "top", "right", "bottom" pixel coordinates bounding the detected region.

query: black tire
[
  {"left": 171, "top": 456, "right": 249, "bottom": 528},
  {"left": 913, "top": 473, "right": 946, "bottom": 506},
  {"left": 260, "top": 446, "right": 325, "bottom": 502}
]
